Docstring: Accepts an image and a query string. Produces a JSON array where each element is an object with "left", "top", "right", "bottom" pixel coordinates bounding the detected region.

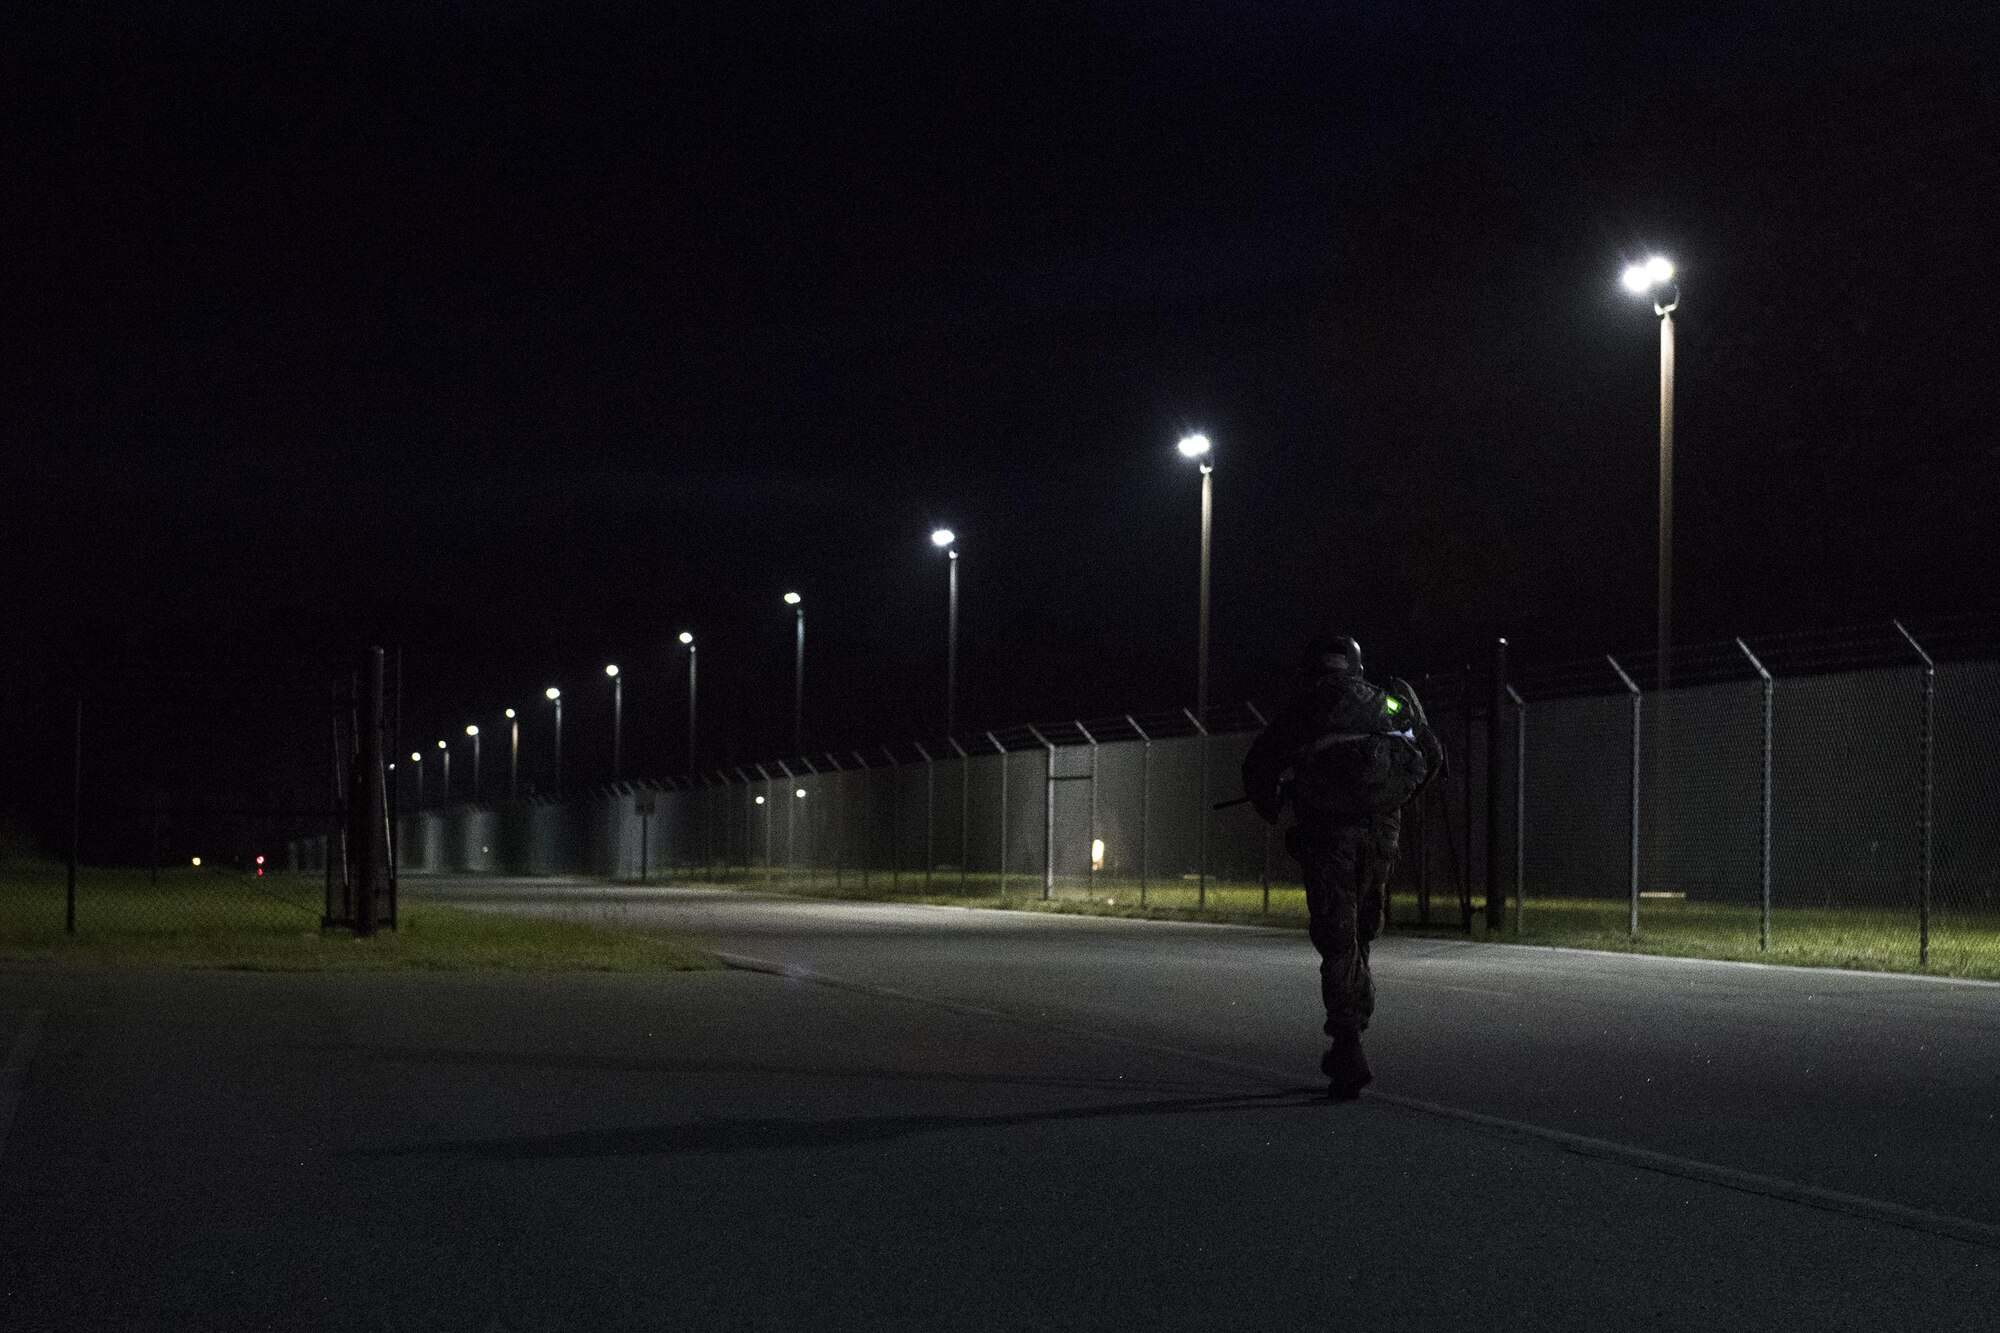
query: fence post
[
  {"left": 851, "top": 752, "right": 871, "bottom": 892},
  {"left": 950, "top": 738, "right": 970, "bottom": 893},
  {"left": 713, "top": 772, "right": 725, "bottom": 880},
  {"left": 1185, "top": 707, "right": 1209, "bottom": 908},
  {"left": 1076, "top": 722, "right": 1099, "bottom": 898},
  {"left": 1027, "top": 725, "right": 1055, "bottom": 901},
  {"left": 1486, "top": 639, "right": 1508, "bottom": 931},
  {"left": 693, "top": 776, "right": 705, "bottom": 879},
  {"left": 1736, "top": 639, "right": 1773, "bottom": 953},
  {"left": 778, "top": 760, "right": 796, "bottom": 878},
  {"left": 988, "top": 732, "right": 1007, "bottom": 897},
  {"left": 736, "top": 764, "right": 752, "bottom": 876},
  {"left": 359, "top": 648, "right": 390, "bottom": 929},
  {"left": 1459, "top": 665, "right": 1473, "bottom": 932},
  {"left": 800, "top": 758, "right": 818, "bottom": 887},
  {"left": 720, "top": 772, "right": 732, "bottom": 879},
  {"left": 824, "top": 755, "right": 841, "bottom": 886},
  {"left": 1894, "top": 621, "right": 1935, "bottom": 968},
  {"left": 831, "top": 758, "right": 845, "bottom": 890},
  {"left": 1608, "top": 656, "right": 1642, "bottom": 940},
  {"left": 389, "top": 647, "right": 402, "bottom": 918},
  {"left": 882, "top": 745, "right": 900, "bottom": 894},
  {"left": 677, "top": 780, "right": 689, "bottom": 879},
  {"left": 1245, "top": 702, "right": 1269, "bottom": 913},
  {"left": 67, "top": 696, "right": 82, "bottom": 936},
  {"left": 916, "top": 743, "right": 935, "bottom": 892},
  {"left": 756, "top": 764, "right": 773, "bottom": 882},
  {"left": 1127, "top": 715, "right": 1150, "bottom": 907},
  {"left": 1508, "top": 685, "right": 1525, "bottom": 938}
]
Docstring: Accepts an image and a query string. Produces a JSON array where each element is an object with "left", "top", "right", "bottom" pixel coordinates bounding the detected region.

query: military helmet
[{"left": 1302, "top": 634, "right": 1363, "bottom": 677}]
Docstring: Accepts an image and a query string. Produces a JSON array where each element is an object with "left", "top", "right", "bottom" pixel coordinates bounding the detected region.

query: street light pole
[
  {"left": 438, "top": 739, "right": 450, "bottom": 804},
  {"left": 948, "top": 548, "right": 959, "bottom": 735},
  {"left": 1623, "top": 256, "right": 1679, "bottom": 688},
  {"left": 679, "top": 632, "right": 698, "bottom": 773},
  {"left": 1177, "top": 432, "right": 1215, "bottom": 899},
  {"left": 605, "top": 664, "right": 622, "bottom": 779},
  {"left": 1657, "top": 299, "right": 1676, "bottom": 689},
  {"left": 1199, "top": 462, "right": 1212, "bottom": 721},
  {"left": 505, "top": 708, "right": 519, "bottom": 801},
  {"left": 932, "top": 529, "right": 958, "bottom": 736},
  {"left": 545, "top": 687, "right": 563, "bottom": 799},
  {"left": 1177, "top": 434, "right": 1214, "bottom": 723},
  {"left": 466, "top": 725, "right": 481, "bottom": 801},
  {"left": 410, "top": 752, "right": 423, "bottom": 806},
  {"left": 784, "top": 592, "right": 804, "bottom": 752}
]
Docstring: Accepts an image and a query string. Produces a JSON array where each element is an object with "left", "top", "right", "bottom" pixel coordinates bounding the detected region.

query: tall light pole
[
  {"left": 1177, "top": 433, "right": 1214, "bottom": 722},
  {"left": 465, "top": 725, "right": 481, "bottom": 801},
  {"left": 1178, "top": 431, "right": 1216, "bottom": 903},
  {"left": 931, "top": 528, "right": 958, "bottom": 736},
  {"left": 437, "top": 739, "right": 450, "bottom": 804},
  {"left": 1623, "top": 256, "right": 1679, "bottom": 689},
  {"left": 605, "top": 663, "right": 623, "bottom": 779},
  {"left": 545, "top": 687, "right": 563, "bottom": 799},
  {"left": 504, "top": 708, "right": 519, "bottom": 800},
  {"left": 783, "top": 591, "right": 804, "bottom": 753},
  {"left": 409, "top": 751, "right": 424, "bottom": 806},
  {"left": 679, "top": 632, "right": 698, "bottom": 773}
]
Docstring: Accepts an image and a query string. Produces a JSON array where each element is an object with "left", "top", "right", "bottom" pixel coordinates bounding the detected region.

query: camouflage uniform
[{"left": 1242, "top": 666, "right": 1440, "bottom": 1042}]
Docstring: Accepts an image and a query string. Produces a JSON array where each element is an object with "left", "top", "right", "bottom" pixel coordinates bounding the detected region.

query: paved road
[
  {"left": 436, "top": 878, "right": 2000, "bottom": 1222},
  {"left": 1, "top": 876, "right": 1995, "bottom": 1330}
]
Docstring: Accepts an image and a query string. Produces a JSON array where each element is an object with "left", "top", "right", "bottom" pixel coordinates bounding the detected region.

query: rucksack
[{"left": 1289, "top": 683, "right": 1433, "bottom": 819}]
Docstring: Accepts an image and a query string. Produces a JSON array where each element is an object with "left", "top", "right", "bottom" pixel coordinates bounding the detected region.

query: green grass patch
[
  {"left": 0, "top": 863, "right": 717, "bottom": 973},
  {"left": 670, "top": 865, "right": 2000, "bottom": 980},
  {"left": 1505, "top": 896, "right": 2000, "bottom": 980}
]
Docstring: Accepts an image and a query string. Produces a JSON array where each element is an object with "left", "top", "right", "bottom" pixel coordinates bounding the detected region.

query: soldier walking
[{"left": 1241, "top": 636, "right": 1443, "bottom": 1100}]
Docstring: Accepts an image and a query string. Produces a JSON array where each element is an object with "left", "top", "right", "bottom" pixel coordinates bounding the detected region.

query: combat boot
[{"left": 1321, "top": 1031, "right": 1372, "bottom": 1101}]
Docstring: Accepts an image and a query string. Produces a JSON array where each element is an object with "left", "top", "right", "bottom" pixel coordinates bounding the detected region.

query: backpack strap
[{"left": 1291, "top": 727, "right": 1417, "bottom": 771}]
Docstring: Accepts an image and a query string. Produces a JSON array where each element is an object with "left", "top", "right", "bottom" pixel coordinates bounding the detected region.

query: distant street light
[
  {"left": 438, "top": 739, "right": 450, "bottom": 804},
  {"left": 679, "top": 632, "right": 698, "bottom": 773},
  {"left": 1176, "top": 433, "right": 1214, "bottom": 722},
  {"left": 465, "top": 725, "right": 481, "bottom": 800},
  {"left": 783, "top": 592, "right": 804, "bottom": 752},
  {"left": 409, "top": 750, "right": 423, "bottom": 806},
  {"left": 932, "top": 528, "right": 959, "bottom": 736},
  {"left": 605, "top": 664, "right": 623, "bottom": 779},
  {"left": 1622, "top": 256, "right": 1679, "bottom": 688},
  {"left": 504, "top": 708, "right": 519, "bottom": 800},
  {"left": 545, "top": 687, "right": 563, "bottom": 799},
  {"left": 1178, "top": 431, "right": 1215, "bottom": 906}
]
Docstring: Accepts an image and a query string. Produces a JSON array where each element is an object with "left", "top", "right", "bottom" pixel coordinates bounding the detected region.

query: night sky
[{"left": 6, "top": 3, "right": 1998, "bottom": 853}]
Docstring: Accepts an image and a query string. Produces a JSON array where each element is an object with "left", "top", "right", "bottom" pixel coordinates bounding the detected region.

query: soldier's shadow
[{"left": 361, "top": 1087, "right": 1329, "bottom": 1161}]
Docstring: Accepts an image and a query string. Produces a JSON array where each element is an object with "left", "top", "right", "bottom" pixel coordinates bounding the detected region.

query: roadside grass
[
  {"left": 0, "top": 863, "right": 717, "bottom": 972},
  {"left": 1506, "top": 896, "right": 2000, "bottom": 980},
  {"left": 667, "top": 865, "right": 2000, "bottom": 980}
]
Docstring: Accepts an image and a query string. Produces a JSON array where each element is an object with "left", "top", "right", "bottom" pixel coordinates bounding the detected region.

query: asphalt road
[{"left": 2, "top": 876, "right": 1996, "bottom": 1330}]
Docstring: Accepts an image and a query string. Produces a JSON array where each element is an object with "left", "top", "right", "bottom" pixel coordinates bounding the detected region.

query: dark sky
[{"left": 6, "top": 2, "right": 1998, "bottom": 849}]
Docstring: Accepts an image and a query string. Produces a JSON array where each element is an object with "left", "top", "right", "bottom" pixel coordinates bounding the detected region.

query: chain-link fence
[
  {"left": 0, "top": 643, "right": 443, "bottom": 957},
  {"left": 280, "top": 619, "right": 2000, "bottom": 979},
  {"left": 1494, "top": 622, "right": 1999, "bottom": 972},
  {"left": 0, "top": 668, "right": 344, "bottom": 953}
]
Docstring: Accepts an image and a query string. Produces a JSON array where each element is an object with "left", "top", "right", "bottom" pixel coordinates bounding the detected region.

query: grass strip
[
  {"left": 669, "top": 866, "right": 2000, "bottom": 981},
  {"left": 0, "top": 865, "right": 717, "bottom": 973}
]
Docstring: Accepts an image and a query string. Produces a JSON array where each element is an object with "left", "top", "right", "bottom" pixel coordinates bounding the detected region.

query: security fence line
[{"left": 289, "top": 620, "right": 2000, "bottom": 977}]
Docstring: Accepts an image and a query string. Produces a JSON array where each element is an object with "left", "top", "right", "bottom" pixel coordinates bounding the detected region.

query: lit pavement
[{"left": 1, "top": 876, "right": 1995, "bottom": 1330}]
